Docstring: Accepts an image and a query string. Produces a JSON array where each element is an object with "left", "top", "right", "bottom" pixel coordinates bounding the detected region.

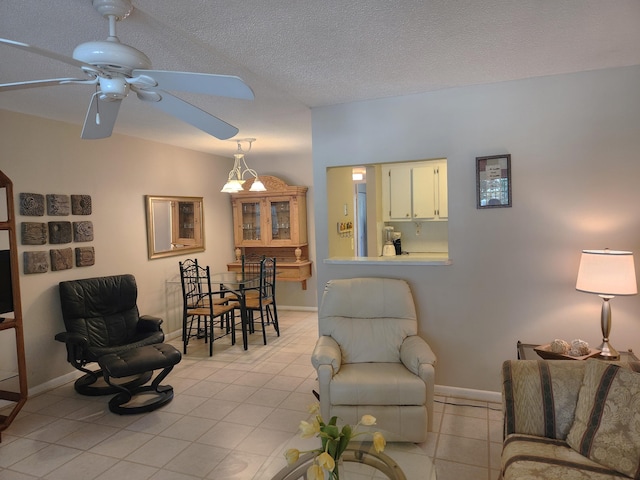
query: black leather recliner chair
[{"left": 55, "top": 274, "right": 165, "bottom": 396}]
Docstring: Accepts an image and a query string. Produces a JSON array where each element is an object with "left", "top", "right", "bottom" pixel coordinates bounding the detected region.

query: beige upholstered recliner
[{"left": 311, "top": 277, "right": 437, "bottom": 443}]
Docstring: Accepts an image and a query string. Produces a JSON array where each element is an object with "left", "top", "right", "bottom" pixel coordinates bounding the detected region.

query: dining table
[{"left": 210, "top": 271, "right": 262, "bottom": 350}]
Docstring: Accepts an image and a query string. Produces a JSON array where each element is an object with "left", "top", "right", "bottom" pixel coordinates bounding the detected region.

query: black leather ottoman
[{"left": 98, "top": 343, "right": 182, "bottom": 414}]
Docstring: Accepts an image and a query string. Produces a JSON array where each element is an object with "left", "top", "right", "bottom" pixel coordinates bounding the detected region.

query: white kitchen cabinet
[
  {"left": 388, "top": 165, "right": 412, "bottom": 219},
  {"left": 382, "top": 160, "right": 447, "bottom": 221}
]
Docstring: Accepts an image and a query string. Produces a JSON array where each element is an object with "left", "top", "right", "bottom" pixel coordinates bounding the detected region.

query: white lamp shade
[
  {"left": 576, "top": 249, "right": 638, "bottom": 296},
  {"left": 220, "top": 180, "right": 244, "bottom": 193},
  {"left": 249, "top": 179, "right": 267, "bottom": 192}
]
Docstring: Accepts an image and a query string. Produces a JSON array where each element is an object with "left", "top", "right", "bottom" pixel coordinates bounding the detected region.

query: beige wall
[
  {"left": 312, "top": 65, "right": 640, "bottom": 393},
  {"left": 0, "top": 110, "right": 315, "bottom": 390}
]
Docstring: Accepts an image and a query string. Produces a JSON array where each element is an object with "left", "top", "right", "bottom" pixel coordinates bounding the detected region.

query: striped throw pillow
[{"left": 566, "top": 359, "right": 640, "bottom": 479}]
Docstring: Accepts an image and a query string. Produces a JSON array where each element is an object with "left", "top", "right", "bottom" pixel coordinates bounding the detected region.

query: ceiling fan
[{"left": 0, "top": 0, "right": 254, "bottom": 140}]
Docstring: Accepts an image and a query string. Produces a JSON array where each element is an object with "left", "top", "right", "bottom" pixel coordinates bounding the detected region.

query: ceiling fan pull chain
[{"left": 93, "top": 88, "right": 101, "bottom": 125}]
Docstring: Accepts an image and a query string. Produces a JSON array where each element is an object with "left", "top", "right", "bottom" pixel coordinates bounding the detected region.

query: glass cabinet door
[
  {"left": 241, "top": 201, "right": 261, "bottom": 241},
  {"left": 270, "top": 200, "right": 291, "bottom": 241}
]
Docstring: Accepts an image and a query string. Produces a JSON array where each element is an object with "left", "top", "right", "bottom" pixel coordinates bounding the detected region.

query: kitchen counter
[{"left": 324, "top": 253, "right": 451, "bottom": 266}]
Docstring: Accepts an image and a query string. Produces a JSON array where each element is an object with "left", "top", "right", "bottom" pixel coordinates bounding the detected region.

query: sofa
[{"left": 500, "top": 359, "right": 640, "bottom": 480}]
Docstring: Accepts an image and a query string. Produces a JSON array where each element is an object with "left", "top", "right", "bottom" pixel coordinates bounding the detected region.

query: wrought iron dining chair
[
  {"left": 179, "top": 260, "right": 236, "bottom": 355},
  {"left": 243, "top": 256, "right": 280, "bottom": 344},
  {"left": 241, "top": 253, "right": 264, "bottom": 300}
]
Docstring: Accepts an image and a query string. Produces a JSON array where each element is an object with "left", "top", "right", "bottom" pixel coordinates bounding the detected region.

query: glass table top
[
  {"left": 209, "top": 271, "right": 261, "bottom": 291},
  {"left": 270, "top": 438, "right": 435, "bottom": 480}
]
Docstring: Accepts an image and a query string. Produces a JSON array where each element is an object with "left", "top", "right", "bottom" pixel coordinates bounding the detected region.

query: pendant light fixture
[{"left": 220, "top": 138, "right": 266, "bottom": 193}]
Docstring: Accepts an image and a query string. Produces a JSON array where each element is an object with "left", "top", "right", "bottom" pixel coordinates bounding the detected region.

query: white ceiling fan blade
[
  {"left": 0, "top": 38, "right": 102, "bottom": 76},
  {"left": 144, "top": 91, "right": 239, "bottom": 140},
  {"left": 0, "top": 78, "right": 90, "bottom": 92},
  {"left": 81, "top": 95, "right": 122, "bottom": 140},
  {"left": 132, "top": 70, "right": 255, "bottom": 100}
]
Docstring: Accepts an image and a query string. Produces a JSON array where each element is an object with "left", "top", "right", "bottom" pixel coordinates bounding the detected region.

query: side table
[{"left": 517, "top": 341, "right": 639, "bottom": 363}]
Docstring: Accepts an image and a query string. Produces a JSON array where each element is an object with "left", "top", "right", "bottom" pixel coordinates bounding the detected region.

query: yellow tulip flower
[
  {"left": 317, "top": 451, "right": 335, "bottom": 472},
  {"left": 299, "top": 419, "right": 321, "bottom": 438},
  {"left": 284, "top": 448, "right": 300, "bottom": 465},
  {"left": 307, "top": 464, "right": 324, "bottom": 480},
  {"left": 360, "top": 414, "right": 377, "bottom": 426},
  {"left": 373, "top": 431, "right": 386, "bottom": 453}
]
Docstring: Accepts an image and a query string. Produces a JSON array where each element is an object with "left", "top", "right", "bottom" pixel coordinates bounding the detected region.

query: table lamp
[{"left": 575, "top": 249, "right": 637, "bottom": 360}]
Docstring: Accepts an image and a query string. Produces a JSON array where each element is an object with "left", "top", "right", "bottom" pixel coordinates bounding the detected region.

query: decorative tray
[{"left": 534, "top": 343, "right": 601, "bottom": 361}]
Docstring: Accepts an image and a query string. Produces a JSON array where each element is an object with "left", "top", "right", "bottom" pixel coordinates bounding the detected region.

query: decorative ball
[
  {"left": 569, "top": 339, "right": 590, "bottom": 356},
  {"left": 550, "top": 339, "right": 570, "bottom": 354}
]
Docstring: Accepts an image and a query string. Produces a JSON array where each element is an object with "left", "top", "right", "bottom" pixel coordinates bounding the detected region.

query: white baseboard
[
  {"left": 278, "top": 305, "right": 318, "bottom": 312},
  {"left": 435, "top": 384, "right": 501, "bottom": 404},
  {"left": 164, "top": 330, "right": 182, "bottom": 341},
  {"left": 28, "top": 370, "right": 82, "bottom": 397}
]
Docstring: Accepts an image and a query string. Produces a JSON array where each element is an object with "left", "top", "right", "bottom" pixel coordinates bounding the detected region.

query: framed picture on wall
[{"left": 476, "top": 154, "right": 512, "bottom": 209}]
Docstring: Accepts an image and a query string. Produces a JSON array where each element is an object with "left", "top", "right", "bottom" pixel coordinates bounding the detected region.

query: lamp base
[{"left": 597, "top": 340, "right": 620, "bottom": 361}]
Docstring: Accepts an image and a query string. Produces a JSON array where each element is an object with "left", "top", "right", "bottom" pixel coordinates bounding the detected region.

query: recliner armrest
[
  {"left": 400, "top": 335, "right": 437, "bottom": 376},
  {"left": 311, "top": 335, "right": 342, "bottom": 374},
  {"left": 137, "top": 315, "right": 164, "bottom": 332},
  {"left": 54, "top": 331, "right": 90, "bottom": 366},
  {"left": 55, "top": 331, "right": 89, "bottom": 348}
]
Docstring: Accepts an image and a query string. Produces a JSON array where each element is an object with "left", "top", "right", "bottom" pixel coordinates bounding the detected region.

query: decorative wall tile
[
  {"left": 75, "top": 247, "right": 95, "bottom": 267},
  {"left": 23, "top": 251, "right": 48, "bottom": 274},
  {"left": 73, "top": 221, "right": 93, "bottom": 242},
  {"left": 50, "top": 248, "right": 73, "bottom": 271},
  {"left": 21, "top": 222, "right": 47, "bottom": 245},
  {"left": 46, "top": 194, "right": 70, "bottom": 216},
  {"left": 48, "top": 222, "right": 72, "bottom": 244},
  {"left": 71, "top": 195, "right": 92, "bottom": 215},
  {"left": 19, "top": 193, "right": 45, "bottom": 216}
]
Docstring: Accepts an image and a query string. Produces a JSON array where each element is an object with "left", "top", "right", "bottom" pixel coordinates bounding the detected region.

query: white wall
[
  {"left": 312, "top": 65, "right": 640, "bottom": 392},
  {"left": 0, "top": 110, "right": 316, "bottom": 390}
]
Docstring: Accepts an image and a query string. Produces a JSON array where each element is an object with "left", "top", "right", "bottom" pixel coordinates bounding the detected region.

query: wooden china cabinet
[
  {"left": 0, "top": 170, "right": 28, "bottom": 441},
  {"left": 227, "top": 175, "right": 312, "bottom": 289}
]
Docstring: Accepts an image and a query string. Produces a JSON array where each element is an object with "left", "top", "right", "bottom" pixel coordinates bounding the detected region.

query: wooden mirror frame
[{"left": 145, "top": 195, "right": 205, "bottom": 259}]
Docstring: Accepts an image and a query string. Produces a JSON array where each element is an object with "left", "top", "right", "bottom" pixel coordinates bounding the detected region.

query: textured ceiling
[{"left": 1, "top": 0, "right": 639, "bottom": 158}]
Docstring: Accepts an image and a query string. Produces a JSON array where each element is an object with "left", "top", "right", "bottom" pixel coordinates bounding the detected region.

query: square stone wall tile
[
  {"left": 50, "top": 248, "right": 73, "bottom": 271},
  {"left": 71, "top": 195, "right": 92, "bottom": 215},
  {"left": 75, "top": 247, "right": 95, "bottom": 267},
  {"left": 73, "top": 221, "right": 93, "bottom": 242},
  {"left": 48, "top": 222, "right": 72, "bottom": 244},
  {"left": 46, "top": 194, "right": 71, "bottom": 216},
  {"left": 23, "top": 251, "right": 49, "bottom": 274},
  {"left": 19, "top": 193, "right": 45, "bottom": 216},
  {"left": 21, "top": 222, "right": 47, "bottom": 245}
]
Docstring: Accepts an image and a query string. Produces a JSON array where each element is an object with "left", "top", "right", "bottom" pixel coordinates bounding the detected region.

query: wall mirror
[{"left": 145, "top": 195, "right": 205, "bottom": 259}]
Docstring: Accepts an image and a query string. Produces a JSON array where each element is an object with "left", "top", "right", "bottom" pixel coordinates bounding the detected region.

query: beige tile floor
[{"left": 0, "top": 310, "right": 502, "bottom": 479}]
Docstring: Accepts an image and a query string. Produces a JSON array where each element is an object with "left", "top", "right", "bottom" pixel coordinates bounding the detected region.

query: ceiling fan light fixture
[{"left": 97, "top": 76, "right": 129, "bottom": 100}]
